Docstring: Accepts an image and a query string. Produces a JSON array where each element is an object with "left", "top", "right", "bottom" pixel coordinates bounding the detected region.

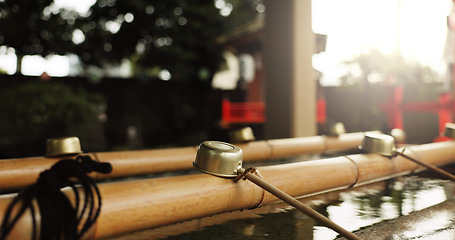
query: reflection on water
[
  {"left": 318, "top": 177, "right": 452, "bottom": 239},
  {"left": 163, "top": 176, "right": 454, "bottom": 240}
]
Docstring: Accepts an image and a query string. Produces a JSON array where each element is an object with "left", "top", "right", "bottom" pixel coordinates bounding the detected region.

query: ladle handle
[
  {"left": 398, "top": 153, "right": 455, "bottom": 182},
  {"left": 241, "top": 170, "right": 363, "bottom": 240}
]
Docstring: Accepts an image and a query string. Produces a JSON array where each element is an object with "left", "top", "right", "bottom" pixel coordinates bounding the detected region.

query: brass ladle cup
[
  {"left": 443, "top": 123, "right": 455, "bottom": 140},
  {"left": 193, "top": 141, "right": 362, "bottom": 240},
  {"left": 45, "top": 137, "right": 83, "bottom": 157},
  {"left": 360, "top": 132, "right": 455, "bottom": 181}
]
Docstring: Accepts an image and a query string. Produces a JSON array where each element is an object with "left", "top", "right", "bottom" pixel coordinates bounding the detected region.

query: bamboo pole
[
  {"left": 0, "top": 131, "right": 388, "bottom": 191},
  {"left": 0, "top": 140, "right": 453, "bottom": 239}
]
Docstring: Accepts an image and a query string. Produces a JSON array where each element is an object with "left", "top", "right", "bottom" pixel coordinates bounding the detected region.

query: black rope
[{"left": 0, "top": 155, "right": 112, "bottom": 240}]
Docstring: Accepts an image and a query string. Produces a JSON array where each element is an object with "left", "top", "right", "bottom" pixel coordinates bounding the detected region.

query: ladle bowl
[
  {"left": 229, "top": 127, "right": 255, "bottom": 143},
  {"left": 193, "top": 141, "right": 243, "bottom": 177},
  {"left": 359, "top": 132, "right": 396, "bottom": 156},
  {"left": 45, "top": 137, "right": 82, "bottom": 157},
  {"left": 390, "top": 128, "right": 406, "bottom": 144},
  {"left": 329, "top": 122, "right": 346, "bottom": 136},
  {"left": 443, "top": 123, "right": 455, "bottom": 139}
]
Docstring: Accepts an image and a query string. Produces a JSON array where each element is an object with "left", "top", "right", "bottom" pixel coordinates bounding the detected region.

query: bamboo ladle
[
  {"left": 359, "top": 132, "right": 455, "bottom": 181},
  {"left": 193, "top": 141, "right": 362, "bottom": 240}
]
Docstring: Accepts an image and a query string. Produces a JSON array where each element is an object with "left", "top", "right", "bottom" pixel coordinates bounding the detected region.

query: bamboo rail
[
  {"left": 0, "top": 131, "right": 394, "bottom": 191},
  {"left": 0, "top": 140, "right": 453, "bottom": 239}
]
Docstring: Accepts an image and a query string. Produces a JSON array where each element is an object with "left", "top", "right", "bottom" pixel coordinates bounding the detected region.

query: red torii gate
[{"left": 381, "top": 86, "right": 453, "bottom": 142}]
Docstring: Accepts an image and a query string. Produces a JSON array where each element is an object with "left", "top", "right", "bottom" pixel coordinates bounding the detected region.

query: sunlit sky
[
  {"left": 0, "top": 0, "right": 453, "bottom": 83},
  {"left": 53, "top": 0, "right": 95, "bottom": 13},
  {"left": 313, "top": 0, "right": 453, "bottom": 85}
]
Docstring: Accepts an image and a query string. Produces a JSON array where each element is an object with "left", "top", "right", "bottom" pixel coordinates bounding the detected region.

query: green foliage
[
  {"left": 74, "top": 0, "right": 226, "bottom": 82},
  {"left": 220, "top": 0, "right": 265, "bottom": 30},
  {"left": 0, "top": 0, "right": 77, "bottom": 56},
  {"left": 0, "top": 81, "right": 104, "bottom": 141},
  {"left": 0, "top": 0, "right": 264, "bottom": 83}
]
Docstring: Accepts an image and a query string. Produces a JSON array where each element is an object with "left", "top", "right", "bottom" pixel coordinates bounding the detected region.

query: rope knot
[{"left": 0, "top": 155, "right": 112, "bottom": 240}]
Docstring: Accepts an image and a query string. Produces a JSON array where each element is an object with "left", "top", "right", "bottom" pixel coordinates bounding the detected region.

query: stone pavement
[{"left": 337, "top": 199, "right": 455, "bottom": 240}]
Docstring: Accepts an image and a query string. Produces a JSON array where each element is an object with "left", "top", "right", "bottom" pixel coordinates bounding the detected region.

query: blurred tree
[
  {"left": 340, "top": 49, "right": 442, "bottom": 85},
  {"left": 0, "top": 0, "right": 265, "bottom": 84},
  {"left": 0, "top": 0, "right": 80, "bottom": 71},
  {"left": 75, "top": 0, "right": 226, "bottom": 83}
]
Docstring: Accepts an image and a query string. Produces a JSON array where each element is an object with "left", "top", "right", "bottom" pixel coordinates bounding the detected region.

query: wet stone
[{"left": 337, "top": 199, "right": 455, "bottom": 240}]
